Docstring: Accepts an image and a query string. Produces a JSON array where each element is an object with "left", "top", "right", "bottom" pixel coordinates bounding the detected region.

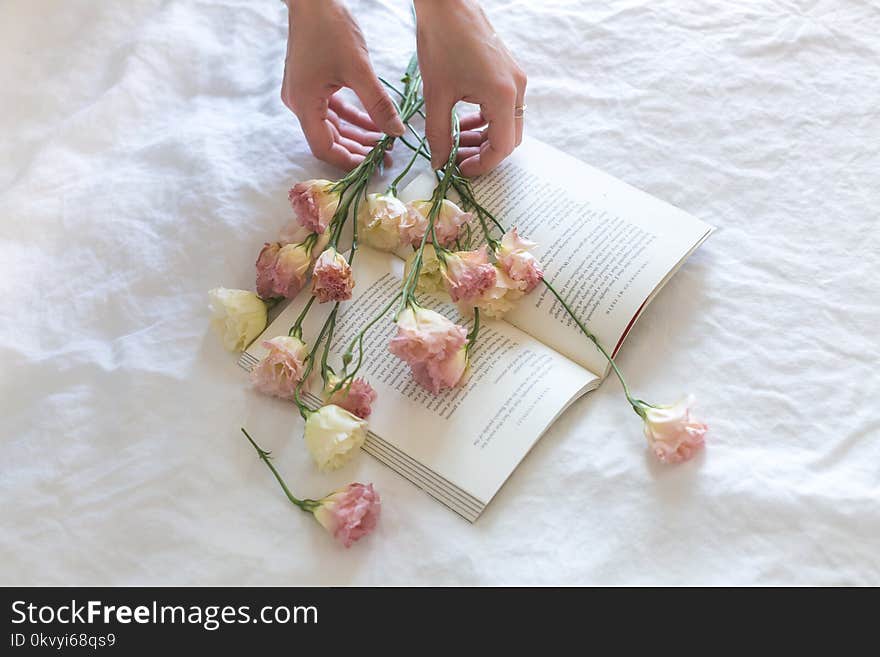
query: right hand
[
  {"left": 414, "top": 0, "right": 527, "bottom": 176},
  {"left": 281, "top": 0, "right": 405, "bottom": 170}
]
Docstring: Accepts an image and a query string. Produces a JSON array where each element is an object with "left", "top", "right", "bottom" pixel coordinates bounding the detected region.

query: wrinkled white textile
[{"left": 2, "top": 0, "right": 878, "bottom": 585}]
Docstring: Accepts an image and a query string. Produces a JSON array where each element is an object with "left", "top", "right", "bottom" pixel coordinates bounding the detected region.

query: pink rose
[
  {"left": 407, "top": 199, "right": 472, "bottom": 248},
  {"left": 390, "top": 306, "right": 470, "bottom": 394},
  {"left": 255, "top": 242, "right": 282, "bottom": 299},
  {"left": 497, "top": 228, "right": 543, "bottom": 293},
  {"left": 325, "top": 376, "right": 377, "bottom": 419},
  {"left": 468, "top": 266, "right": 524, "bottom": 319},
  {"left": 389, "top": 306, "right": 468, "bottom": 366},
  {"left": 411, "top": 345, "right": 469, "bottom": 393},
  {"left": 255, "top": 242, "right": 313, "bottom": 299},
  {"left": 441, "top": 246, "right": 497, "bottom": 305},
  {"left": 642, "top": 396, "right": 708, "bottom": 463},
  {"left": 311, "top": 247, "right": 355, "bottom": 303},
  {"left": 250, "top": 336, "right": 309, "bottom": 400},
  {"left": 398, "top": 203, "right": 429, "bottom": 247},
  {"left": 288, "top": 179, "right": 340, "bottom": 234},
  {"left": 312, "top": 483, "right": 381, "bottom": 548},
  {"left": 273, "top": 243, "right": 312, "bottom": 298}
]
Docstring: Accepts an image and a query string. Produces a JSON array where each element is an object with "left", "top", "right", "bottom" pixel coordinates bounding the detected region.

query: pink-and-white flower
[
  {"left": 397, "top": 202, "right": 428, "bottom": 247},
  {"left": 389, "top": 306, "right": 468, "bottom": 366},
  {"left": 288, "top": 179, "right": 340, "bottom": 234},
  {"left": 250, "top": 335, "right": 309, "bottom": 400},
  {"left": 274, "top": 243, "right": 313, "bottom": 298},
  {"left": 389, "top": 306, "right": 470, "bottom": 394},
  {"left": 466, "top": 266, "right": 524, "bottom": 319},
  {"left": 441, "top": 246, "right": 497, "bottom": 305},
  {"left": 641, "top": 395, "right": 708, "bottom": 463},
  {"left": 496, "top": 228, "right": 543, "bottom": 293},
  {"left": 411, "top": 345, "right": 469, "bottom": 393},
  {"left": 313, "top": 482, "right": 381, "bottom": 548},
  {"left": 255, "top": 242, "right": 313, "bottom": 299},
  {"left": 407, "top": 199, "right": 472, "bottom": 248},
  {"left": 255, "top": 242, "right": 282, "bottom": 299},
  {"left": 311, "top": 247, "right": 354, "bottom": 303},
  {"left": 325, "top": 376, "right": 377, "bottom": 419},
  {"left": 359, "top": 193, "right": 409, "bottom": 252}
]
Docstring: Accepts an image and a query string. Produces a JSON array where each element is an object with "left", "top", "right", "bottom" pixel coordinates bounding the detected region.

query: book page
[
  {"left": 472, "top": 136, "right": 714, "bottom": 376},
  {"left": 246, "top": 247, "right": 598, "bottom": 504}
]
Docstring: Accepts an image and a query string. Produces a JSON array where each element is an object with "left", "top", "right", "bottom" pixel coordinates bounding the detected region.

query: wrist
[
  {"left": 414, "top": 0, "right": 476, "bottom": 17},
  {"left": 286, "top": 0, "right": 343, "bottom": 16}
]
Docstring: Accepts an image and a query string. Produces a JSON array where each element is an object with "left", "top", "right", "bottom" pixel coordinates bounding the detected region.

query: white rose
[
  {"left": 358, "top": 193, "right": 407, "bottom": 252},
  {"left": 208, "top": 288, "right": 267, "bottom": 352},
  {"left": 304, "top": 404, "right": 368, "bottom": 472}
]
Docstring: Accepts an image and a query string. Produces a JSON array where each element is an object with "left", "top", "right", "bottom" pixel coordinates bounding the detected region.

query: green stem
[
  {"left": 398, "top": 201, "right": 436, "bottom": 316},
  {"left": 328, "top": 190, "right": 355, "bottom": 250},
  {"left": 348, "top": 189, "right": 362, "bottom": 269},
  {"left": 389, "top": 135, "right": 427, "bottom": 196},
  {"left": 334, "top": 291, "right": 402, "bottom": 392},
  {"left": 466, "top": 307, "right": 480, "bottom": 354},
  {"left": 289, "top": 295, "right": 316, "bottom": 338},
  {"left": 399, "top": 134, "right": 432, "bottom": 160},
  {"left": 319, "top": 305, "right": 338, "bottom": 385},
  {"left": 293, "top": 305, "right": 338, "bottom": 419},
  {"left": 471, "top": 202, "right": 500, "bottom": 250},
  {"left": 541, "top": 279, "right": 639, "bottom": 409},
  {"left": 397, "top": 115, "right": 461, "bottom": 317},
  {"left": 399, "top": 121, "right": 500, "bottom": 250},
  {"left": 240, "top": 428, "right": 320, "bottom": 512},
  {"left": 291, "top": 55, "right": 425, "bottom": 400},
  {"left": 378, "top": 76, "right": 405, "bottom": 99},
  {"left": 443, "top": 148, "right": 641, "bottom": 413}
]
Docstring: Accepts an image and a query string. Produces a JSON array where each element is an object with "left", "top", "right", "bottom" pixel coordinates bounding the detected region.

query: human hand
[
  {"left": 414, "top": 0, "right": 527, "bottom": 176},
  {"left": 281, "top": 0, "right": 405, "bottom": 170}
]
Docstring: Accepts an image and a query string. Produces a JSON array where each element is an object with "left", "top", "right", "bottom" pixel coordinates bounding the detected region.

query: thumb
[
  {"left": 424, "top": 93, "right": 456, "bottom": 169},
  {"left": 350, "top": 71, "right": 405, "bottom": 137}
]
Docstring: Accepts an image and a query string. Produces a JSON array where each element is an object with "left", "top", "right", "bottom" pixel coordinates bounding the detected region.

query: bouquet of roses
[{"left": 209, "top": 56, "right": 707, "bottom": 547}]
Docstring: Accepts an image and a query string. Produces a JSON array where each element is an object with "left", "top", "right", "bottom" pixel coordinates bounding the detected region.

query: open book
[{"left": 239, "top": 137, "right": 713, "bottom": 522}]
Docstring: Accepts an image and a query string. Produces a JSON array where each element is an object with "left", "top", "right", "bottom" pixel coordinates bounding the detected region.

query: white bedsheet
[{"left": 2, "top": 0, "right": 878, "bottom": 586}]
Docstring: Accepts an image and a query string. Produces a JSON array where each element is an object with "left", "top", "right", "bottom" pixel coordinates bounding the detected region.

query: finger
[
  {"left": 329, "top": 94, "right": 381, "bottom": 132},
  {"left": 327, "top": 108, "right": 384, "bottom": 147},
  {"left": 349, "top": 71, "right": 405, "bottom": 137},
  {"left": 338, "top": 135, "right": 371, "bottom": 157},
  {"left": 297, "top": 102, "right": 340, "bottom": 161},
  {"left": 298, "top": 104, "right": 364, "bottom": 171},
  {"left": 456, "top": 146, "right": 482, "bottom": 162},
  {"left": 459, "top": 129, "right": 487, "bottom": 147},
  {"left": 458, "top": 88, "right": 517, "bottom": 177},
  {"left": 459, "top": 111, "right": 487, "bottom": 131},
  {"left": 327, "top": 110, "right": 392, "bottom": 165},
  {"left": 338, "top": 135, "right": 392, "bottom": 167},
  {"left": 424, "top": 92, "right": 456, "bottom": 169},
  {"left": 319, "top": 139, "right": 366, "bottom": 170}
]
